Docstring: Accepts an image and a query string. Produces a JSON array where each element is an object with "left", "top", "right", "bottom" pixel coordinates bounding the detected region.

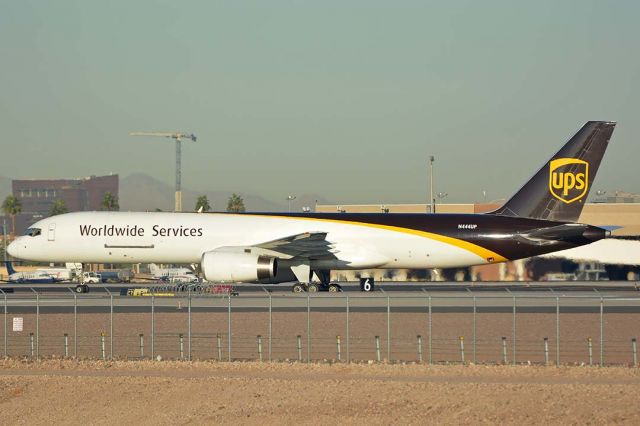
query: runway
[{"left": 2, "top": 280, "right": 640, "bottom": 296}]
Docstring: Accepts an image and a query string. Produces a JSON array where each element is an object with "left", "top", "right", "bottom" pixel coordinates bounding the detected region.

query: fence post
[
  {"left": 228, "top": 294, "right": 232, "bottom": 362},
  {"left": 501, "top": 337, "right": 507, "bottom": 364},
  {"left": 100, "top": 332, "right": 106, "bottom": 360},
  {"left": 139, "top": 334, "right": 144, "bottom": 358},
  {"left": 544, "top": 337, "right": 549, "bottom": 366},
  {"left": 600, "top": 298, "right": 604, "bottom": 367},
  {"left": 428, "top": 296, "right": 432, "bottom": 365},
  {"left": 179, "top": 333, "right": 184, "bottom": 360},
  {"left": 297, "top": 335, "right": 302, "bottom": 362},
  {"left": 632, "top": 338, "right": 637, "bottom": 367},
  {"left": 74, "top": 292, "right": 78, "bottom": 358},
  {"left": 268, "top": 293, "right": 272, "bottom": 362},
  {"left": 151, "top": 295, "right": 155, "bottom": 359},
  {"left": 30, "top": 333, "right": 34, "bottom": 358},
  {"left": 34, "top": 290, "right": 39, "bottom": 359},
  {"left": 217, "top": 333, "right": 222, "bottom": 361},
  {"left": 472, "top": 295, "right": 476, "bottom": 364},
  {"left": 3, "top": 291, "right": 7, "bottom": 358},
  {"left": 307, "top": 294, "right": 311, "bottom": 363},
  {"left": 512, "top": 296, "right": 516, "bottom": 366},
  {"left": 556, "top": 296, "right": 560, "bottom": 367},
  {"left": 64, "top": 333, "right": 69, "bottom": 358},
  {"left": 346, "top": 295, "right": 350, "bottom": 363},
  {"left": 387, "top": 295, "right": 391, "bottom": 362},
  {"left": 336, "top": 335, "right": 341, "bottom": 361},
  {"left": 375, "top": 335, "right": 381, "bottom": 362},
  {"left": 257, "top": 335, "right": 263, "bottom": 362},
  {"left": 417, "top": 335, "right": 423, "bottom": 363},
  {"left": 187, "top": 292, "right": 192, "bottom": 361},
  {"left": 459, "top": 336, "right": 465, "bottom": 364},
  {"left": 109, "top": 293, "right": 113, "bottom": 360},
  {"left": 588, "top": 337, "right": 593, "bottom": 366}
]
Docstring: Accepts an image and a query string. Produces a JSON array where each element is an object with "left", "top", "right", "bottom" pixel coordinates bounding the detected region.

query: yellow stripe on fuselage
[{"left": 250, "top": 214, "right": 508, "bottom": 264}]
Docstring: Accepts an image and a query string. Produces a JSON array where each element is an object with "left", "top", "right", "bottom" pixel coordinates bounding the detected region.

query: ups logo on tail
[{"left": 549, "top": 158, "right": 589, "bottom": 204}]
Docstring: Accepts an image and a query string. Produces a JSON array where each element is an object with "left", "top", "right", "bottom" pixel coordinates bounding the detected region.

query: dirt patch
[{"left": 0, "top": 359, "right": 638, "bottom": 425}]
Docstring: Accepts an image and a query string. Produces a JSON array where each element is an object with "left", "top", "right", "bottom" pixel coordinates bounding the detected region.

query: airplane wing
[
  {"left": 254, "top": 232, "right": 337, "bottom": 259},
  {"left": 215, "top": 232, "right": 337, "bottom": 260}
]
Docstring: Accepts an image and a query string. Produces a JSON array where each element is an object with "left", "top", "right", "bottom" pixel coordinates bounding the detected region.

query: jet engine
[{"left": 201, "top": 251, "right": 278, "bottom": 282}]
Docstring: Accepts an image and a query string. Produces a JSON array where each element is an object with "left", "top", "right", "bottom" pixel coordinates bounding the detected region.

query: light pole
[
  {"left": 437, "top": 192, "right": 448, "bottom": 210},
  {"left": 286, "top": 195, "right": 296, "bottom": 213},
  {"left": 429, "top": 156, "right": 435, "bottom": 213}
]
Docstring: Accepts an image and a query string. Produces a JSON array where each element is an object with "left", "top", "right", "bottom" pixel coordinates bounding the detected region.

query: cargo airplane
[{"left": 7, "top": 121, "right": 616, "bottom": 292}]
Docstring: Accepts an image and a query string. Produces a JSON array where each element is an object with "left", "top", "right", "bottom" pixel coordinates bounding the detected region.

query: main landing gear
[
  {"left": 290, "top": 265, "right": 342, "bottom": 293},
  {"left": 291, "top": 282, "right": 342, "bottom": 293}
]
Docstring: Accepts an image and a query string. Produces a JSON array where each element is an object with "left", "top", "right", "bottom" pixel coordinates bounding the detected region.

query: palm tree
[
  {"left": 101, "top": 192, "right": 120, "bottom": 211},
  {"left": 50, "top": 199, "right": 69, "bottom": 216},
  {"left": 226, "top": 193, "right": 246, "bottom": 212},
  {"left": 195, "top": 195, "right": 211, "bottom": 212},
  {"left": 1, "top": 195, "right": 22, "bottom": 237}
]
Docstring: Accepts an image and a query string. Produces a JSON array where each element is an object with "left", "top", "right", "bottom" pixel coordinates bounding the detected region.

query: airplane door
[{"left": 48, "top": 223, "right": 56, "bottom": 241}]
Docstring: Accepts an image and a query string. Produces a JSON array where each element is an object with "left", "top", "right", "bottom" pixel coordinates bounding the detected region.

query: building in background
[{"left": 4, "top": 175, "right": 118, "bottom": 235}]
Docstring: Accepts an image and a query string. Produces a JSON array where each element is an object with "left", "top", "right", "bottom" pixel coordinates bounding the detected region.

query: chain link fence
[{"left": 1, "top": 289, "right": 639, "bottom": 366}]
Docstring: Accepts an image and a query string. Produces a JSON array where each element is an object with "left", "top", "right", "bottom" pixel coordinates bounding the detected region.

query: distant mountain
[{"left": 119, "top": 173, "right": 329, "bottom": 212}]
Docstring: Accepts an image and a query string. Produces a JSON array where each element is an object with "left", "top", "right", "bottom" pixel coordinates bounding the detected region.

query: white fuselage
[{"left": 8, "top": 211, "right": 495, "bottom": 270}]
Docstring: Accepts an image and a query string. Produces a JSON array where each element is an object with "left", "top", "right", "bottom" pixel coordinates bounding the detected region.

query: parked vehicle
[
  {"left": 82, "top": 272, "right": 102, "bottom": 284},
  {"left": 96, "top": 269, "right": 132, "bottom": 283}
]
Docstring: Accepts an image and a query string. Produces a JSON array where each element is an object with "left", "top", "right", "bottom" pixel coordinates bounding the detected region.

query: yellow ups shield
[{"left": 549, "top": 158, "right": 589, "bottom": 204}]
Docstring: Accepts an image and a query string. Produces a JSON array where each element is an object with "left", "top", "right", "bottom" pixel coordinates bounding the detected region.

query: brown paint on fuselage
[{"left": 233, "top": 212, "right": 606, "bottom": 262}]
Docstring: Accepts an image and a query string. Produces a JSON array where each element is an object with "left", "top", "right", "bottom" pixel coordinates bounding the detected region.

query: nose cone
[{"left": 7, "top": 239, "right": 20, "bottom": 258}]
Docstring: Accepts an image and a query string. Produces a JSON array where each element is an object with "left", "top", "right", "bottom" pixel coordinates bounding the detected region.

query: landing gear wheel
[
  {"left": 328, "top": 283, "right": 342, "bottom": 293},
  {"left": 75, "top": 285, "right": 84, "bottom": 294},
  {"left": 292, "top": 283, "right": 306, "bottom": 293},
  {"left": 307, "top": 283, "right": 320, "bottom": 293}
]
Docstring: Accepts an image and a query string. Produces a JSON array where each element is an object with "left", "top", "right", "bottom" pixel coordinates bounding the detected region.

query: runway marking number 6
[{"left": 360, "top": 278, "right": 374, "bottom": 292}]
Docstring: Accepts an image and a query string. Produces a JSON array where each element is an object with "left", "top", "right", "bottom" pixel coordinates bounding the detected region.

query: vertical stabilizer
[
  {"left": 5, "top": 261, "right": 16, "bottom": 276},
  {"left": 491, "top": 121, "right": 616, "bottom": 222}
]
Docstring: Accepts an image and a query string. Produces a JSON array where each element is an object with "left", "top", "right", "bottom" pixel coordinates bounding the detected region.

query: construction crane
[{"left": 129, "top": 132, "right": 197, "bottom": 212}]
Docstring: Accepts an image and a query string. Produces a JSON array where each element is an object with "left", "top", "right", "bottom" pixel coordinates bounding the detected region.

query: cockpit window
[{"left": 24, "top": 228, "right": 42, "bottom": 237}]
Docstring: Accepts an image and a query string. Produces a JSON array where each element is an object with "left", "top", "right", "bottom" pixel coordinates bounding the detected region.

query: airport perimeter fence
[{"left": 1, "top": 290, "right": 640, "bottom": 366}]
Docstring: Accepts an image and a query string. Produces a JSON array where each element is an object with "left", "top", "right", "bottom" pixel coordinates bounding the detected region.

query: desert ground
[{"left": 0, "top": 359, "right": 639, "bottom": 425}]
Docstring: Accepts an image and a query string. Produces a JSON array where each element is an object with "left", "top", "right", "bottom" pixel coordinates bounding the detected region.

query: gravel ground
[{"left": 0, "top": 359, "right": 639, "bottom": 425}]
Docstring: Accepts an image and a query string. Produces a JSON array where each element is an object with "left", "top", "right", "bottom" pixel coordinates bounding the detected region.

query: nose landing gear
[{"left": 75, "top": 284, "right": 89, "bottom": 293}]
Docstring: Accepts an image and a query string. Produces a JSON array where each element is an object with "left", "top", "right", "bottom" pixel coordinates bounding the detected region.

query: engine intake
[{"left": 201, "top": 251, "right": 278, "bottom": 283}]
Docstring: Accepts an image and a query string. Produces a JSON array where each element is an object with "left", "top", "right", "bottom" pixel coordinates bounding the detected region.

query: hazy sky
[{"left": 1, "top": 1, "right": 638, "bottom": 205}]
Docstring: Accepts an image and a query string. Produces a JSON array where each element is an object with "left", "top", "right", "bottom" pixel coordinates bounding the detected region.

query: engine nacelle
[{"left": 201, "top": 251, "right": 278, "bottom": 283}]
